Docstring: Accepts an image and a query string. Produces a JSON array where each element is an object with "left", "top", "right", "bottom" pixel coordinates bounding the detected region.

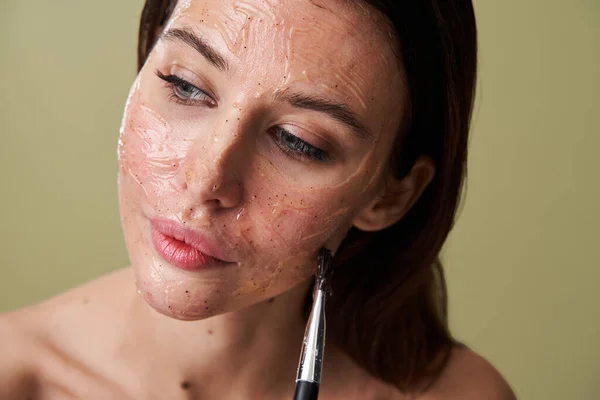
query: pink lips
[{"left": 150, "top": 219, "right": 235, "bottom": 271}]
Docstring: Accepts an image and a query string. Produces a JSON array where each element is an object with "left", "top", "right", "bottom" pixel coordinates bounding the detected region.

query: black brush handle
[{"left": 293, "top": 380, "right": 319, "bottom": 400}]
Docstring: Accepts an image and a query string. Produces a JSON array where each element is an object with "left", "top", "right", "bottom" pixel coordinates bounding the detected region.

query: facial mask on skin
[
  {"left": 164, "top": 0, "right": 192, "bottom": 31},
  {"left": 118, "top": 0, "right": 406, "bottom": 320}
]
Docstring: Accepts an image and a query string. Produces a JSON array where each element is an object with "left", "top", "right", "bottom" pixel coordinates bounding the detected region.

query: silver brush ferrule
[{"left": 296, "top": 287, "right": 326, "bottom": 383}]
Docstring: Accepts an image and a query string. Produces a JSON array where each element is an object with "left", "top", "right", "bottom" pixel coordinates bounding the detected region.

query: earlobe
[{"left": 352, "top": 156, "right": 435, "bottom": 232}]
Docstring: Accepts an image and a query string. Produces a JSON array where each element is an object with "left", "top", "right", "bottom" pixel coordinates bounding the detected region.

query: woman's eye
[
  {"left": 273, "top": 127, "right": 328, "bottom": 163},
  {"left": 155, "top": 70, "right": 215, "bottom": 106}
]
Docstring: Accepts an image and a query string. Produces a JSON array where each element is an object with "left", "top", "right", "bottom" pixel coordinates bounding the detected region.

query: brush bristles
[{"left": 317, "top": 248, "right": 332, "bottom": 291}]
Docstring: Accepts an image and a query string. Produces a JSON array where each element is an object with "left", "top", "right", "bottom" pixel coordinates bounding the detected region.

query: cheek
[
  {"left": 118, "top": 87, "right": 189, "bottom": 213},
  {"left": 269, "top": 196, "right": 351, "bottom": 249},
  {"left": 235, "top": 158, "right": 355, "bottom": 263}
]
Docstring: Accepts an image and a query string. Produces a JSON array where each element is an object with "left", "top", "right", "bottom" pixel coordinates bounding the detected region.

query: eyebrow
[
  {"left": 161, "top": 28, "right": 230, "bottom": 72},
  {"left": 277, "top": 92, "right": 373, "bottom": 142},
  {"left": 161, "top": 28, "right": 371, "bottom": 141}
]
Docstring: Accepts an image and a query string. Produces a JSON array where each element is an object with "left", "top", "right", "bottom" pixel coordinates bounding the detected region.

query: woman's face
[{"left": 118, "top": 0, "right": 405, "bottom": 319}]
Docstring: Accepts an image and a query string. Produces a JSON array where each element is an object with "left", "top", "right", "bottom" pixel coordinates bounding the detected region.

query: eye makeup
[
  {"left": 156, "top": 69, "right": 217, "bottom": 107},
  {"left": 271, "top": 127, "right": 328, "bottom": 163}
]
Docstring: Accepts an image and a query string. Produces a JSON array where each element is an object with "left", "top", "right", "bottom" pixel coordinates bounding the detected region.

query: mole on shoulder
[{"left": 181, "top": 381, "right": 191, "bottom": 390}]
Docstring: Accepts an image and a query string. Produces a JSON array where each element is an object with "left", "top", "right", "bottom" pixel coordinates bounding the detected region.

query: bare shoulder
[
  {"left": 0, "top": 309, "right": 40, "bottom": 398},
  {"left": 418, "top": 346, "right": 517, "bottom": 400},
  {"left": 0, "top": 267, "right": 133, "bottom": 398},
  {"left": 7, "top": 267, "right": 134, "bottom": 352}
]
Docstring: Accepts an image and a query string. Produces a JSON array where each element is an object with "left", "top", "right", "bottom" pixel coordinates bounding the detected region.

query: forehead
[{"left": 169, "top": 0, "right": 405, "bottom": 134}]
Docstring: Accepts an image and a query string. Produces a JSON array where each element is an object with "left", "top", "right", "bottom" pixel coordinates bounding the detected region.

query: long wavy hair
[{"left": 136, "top": 0, "right": 477, "bottom": 392}]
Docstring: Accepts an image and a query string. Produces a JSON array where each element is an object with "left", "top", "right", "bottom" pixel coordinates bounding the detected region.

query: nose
[{"left": 177, "top": 119, "right": 249, "bottom": 210}]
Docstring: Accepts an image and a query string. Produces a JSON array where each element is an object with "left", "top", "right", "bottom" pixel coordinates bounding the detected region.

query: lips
[{"left": 150, "top": 218, "right": 235, "bottom": 271}]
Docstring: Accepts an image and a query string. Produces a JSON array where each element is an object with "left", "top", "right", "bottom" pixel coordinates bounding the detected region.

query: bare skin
[
  {"left": 1, "top": 1, "right": 516, "bottom": 399},
  {"left": 1, "top": 268, "right": 515, "bottom": 400}
]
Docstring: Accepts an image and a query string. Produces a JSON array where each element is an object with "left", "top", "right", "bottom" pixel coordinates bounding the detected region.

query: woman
[{"left": 1, "top": 0, "right": 516, "bottom": 398}]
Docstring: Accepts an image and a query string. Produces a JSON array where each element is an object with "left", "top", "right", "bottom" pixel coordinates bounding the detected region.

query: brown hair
[{"left": 137, "top": 0, "right": 477, "bottom": 392}]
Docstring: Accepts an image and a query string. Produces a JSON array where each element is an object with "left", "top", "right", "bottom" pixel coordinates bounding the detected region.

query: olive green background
[{"left": 1, "top": 1, "right": 598, "bottom": 399}]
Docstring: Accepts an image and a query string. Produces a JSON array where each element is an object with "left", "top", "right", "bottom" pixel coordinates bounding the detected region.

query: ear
[{"left": 352, "top": 156, "right": 435, "bottom": 232}]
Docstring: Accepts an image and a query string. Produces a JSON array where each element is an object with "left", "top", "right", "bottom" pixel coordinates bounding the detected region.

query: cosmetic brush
[{"left": 293, "top": 248, "right": 332, "bottom": 400}]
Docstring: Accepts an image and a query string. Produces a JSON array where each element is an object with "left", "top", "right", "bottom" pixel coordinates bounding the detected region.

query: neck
[{"left": 127, "top": 277, "right": 313, "bottom": 399}]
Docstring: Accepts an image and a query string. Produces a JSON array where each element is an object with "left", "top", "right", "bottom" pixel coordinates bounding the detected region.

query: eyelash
[
  {"left": 155, "top": 70, "right": 328, "bottom": 163},
  {"left": 155, "top": 70, "right": 215, "bottom": 107},
  {"left": 273, "top": 127, "right": 328, "bottom": 162}
]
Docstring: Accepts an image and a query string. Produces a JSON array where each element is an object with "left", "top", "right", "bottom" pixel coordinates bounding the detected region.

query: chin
[
  {"left": 131, "top": 265, "right": 220, "bottom": 320},
  {"left": 134, "top": 279, "right": 221, "bottom": 321},
  {"left": 130, "top": 258, "right": 297, "bottom": 321},
  {"left": 148, "top": 298, "right": 217, "bottom": 321}
]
